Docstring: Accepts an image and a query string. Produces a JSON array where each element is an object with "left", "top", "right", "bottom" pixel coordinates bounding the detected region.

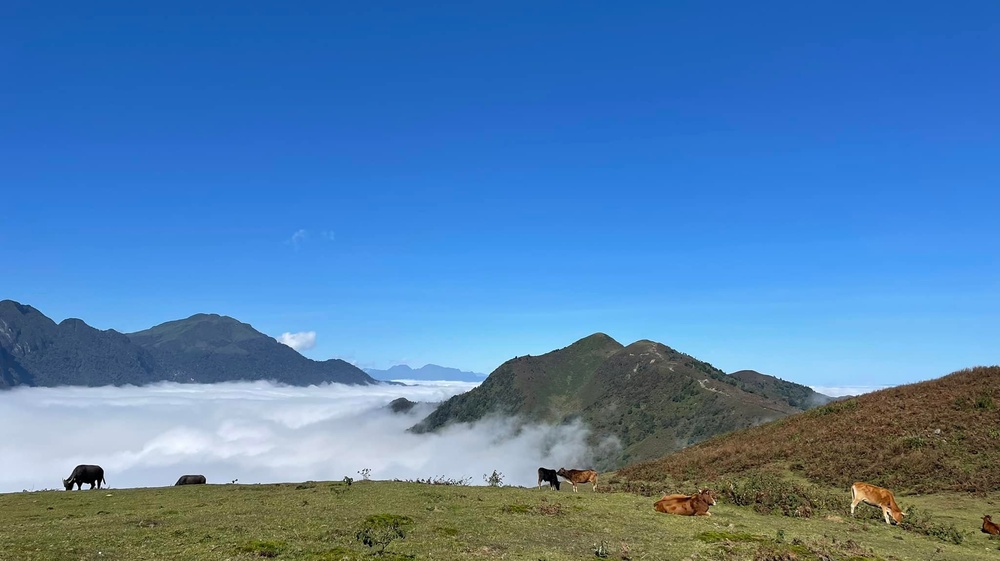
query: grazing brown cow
[
  {"left": 556, "top": 468, "right": 598, "bottom": 492},
  {"left": 850, "top": 482, "right": 906, "bottom": 525},
  {"left": 982, "top": 514, "right": 1000, "bottom": 535},
  {"left": 654, "top": 490, "right": 717, "bottom": 516}
]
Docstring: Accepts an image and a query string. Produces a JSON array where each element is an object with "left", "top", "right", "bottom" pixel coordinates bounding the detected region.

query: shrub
[
  {"left": 898, "top": 507, "right": 964, "bottom": 544},
  {"left": 354, "top": 514, "right": 413, "bottom": 554},
  {"left": 483, "top": 470, "right": 505, "bottom": 487}
]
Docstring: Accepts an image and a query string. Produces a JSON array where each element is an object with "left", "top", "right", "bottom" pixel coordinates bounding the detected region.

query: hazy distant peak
[{"left": 366, "top": 363, "right": 486, "bottom": 382}]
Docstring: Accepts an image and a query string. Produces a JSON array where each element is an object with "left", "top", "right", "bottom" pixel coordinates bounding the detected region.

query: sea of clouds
[{"left": 0, "top": 381, "right": 607, "bottom": 494}]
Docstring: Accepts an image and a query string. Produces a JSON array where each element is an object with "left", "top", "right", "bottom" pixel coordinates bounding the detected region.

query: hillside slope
[
  {"left": 413, "top": 334, "right": 830, "bottom": 467},
  {"left": 618, "top": 366, "right": 1000, "bottom": 493}
]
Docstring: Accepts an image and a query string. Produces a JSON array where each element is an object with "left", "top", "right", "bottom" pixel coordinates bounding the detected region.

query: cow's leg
[
  {"left": 89, "top": 482, "right": 96, "bottom": 489},
  {"left": 850, "top": 497, "right": 860, "bottom": 516},
  {"left": 572, "top": 483, "right": 578, "bottom": 493},
  {"left": 882, "top": 507, "right": 891, "bottom": 525}
]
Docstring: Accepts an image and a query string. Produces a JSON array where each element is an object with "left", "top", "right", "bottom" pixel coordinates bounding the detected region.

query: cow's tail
[{"left": 102, "top": 476, "right": 107, "bottom": 486}]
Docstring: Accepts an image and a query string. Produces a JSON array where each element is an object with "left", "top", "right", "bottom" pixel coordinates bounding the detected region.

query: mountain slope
[
  {"left": 0, "top": 300, "right": 157, "bottom": 387},
  {"left": 128, "top": 313, "right": 376, "bottom": 386},
  {"left": 618, "top": 366, "right": 1000, "bottom": 493},
  {"left": 412, "top": 334, "right": 828, "bottom": 467},
  {"left": 729, "top": 369, "right": 834, "bottom": 409},
  {"left": 0, "top": 300, "right": 376, "bottom": 387},
  {"left": 411, "top": 333, "right": 624, "bottom": 431}
]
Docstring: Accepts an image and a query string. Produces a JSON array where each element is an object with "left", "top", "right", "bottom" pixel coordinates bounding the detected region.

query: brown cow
[
  {"left": 982, "top": 514, "right": 1000, "bottom": 535},
  {"left": 556, "top": 468, "right": 598, "bottom": 492},
  {"left": 654, "top": 490, "right": 717, "bottom": 516},
  {"left": 850, "top": 482, "right": 906, "bottom": 525}
]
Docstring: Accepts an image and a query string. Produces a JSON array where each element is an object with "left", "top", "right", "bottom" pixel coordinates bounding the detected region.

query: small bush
[
  {"left": 483, "top": 470, "right": 505, "bottom": 487},
  {"left": 357, "top": 468, "right": 372, "bottom": 481},
  {"left": 355, "top": 514, "right": 413, "bottom": 554},
  {"left": 721, "top": 471, "right": 840, "bottom": 518},
  {"left": 975, "top": 393, "right": 996, "bottom": 410},
  {"left": 898, "top": 507, "right": 964, "bottom": 544}
]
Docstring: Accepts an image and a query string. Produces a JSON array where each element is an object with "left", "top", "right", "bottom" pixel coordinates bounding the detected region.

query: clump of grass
[
  {"left": 501, "top": 503, "right": 532, "bottom": 514},
  {"left": 899, "top": 507, "right": 964, "bottom": 544},
  {"left": 238, "top": 539, "right": 287, "bottom": 557}
]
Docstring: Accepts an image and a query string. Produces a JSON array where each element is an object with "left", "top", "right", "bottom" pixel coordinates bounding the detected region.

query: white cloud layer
[
  {"left": 810, "top": 385, "right": 890, "bottom": 397},
  {"left": 276, "top": 331, "right": 317, "bottom": 351},
  {"left": 0, "top": 382, "right": 604, "bottom": 493}
]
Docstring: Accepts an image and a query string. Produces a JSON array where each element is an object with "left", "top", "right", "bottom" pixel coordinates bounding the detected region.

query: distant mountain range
[
  {"left": 365, "top": 364, "right": 486, "bottom": 382},
  {"left": 411, "top": 333, "right": 833, "bottom": 467},
  {"left": 0, "top": 300, "right": 377, "bottom": 388}
]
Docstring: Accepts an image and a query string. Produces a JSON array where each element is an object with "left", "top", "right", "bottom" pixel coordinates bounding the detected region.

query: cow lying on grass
[
  {"left": 556, "top": 468, "right": 598, "bottom": 492},
  {"left": 850, "top": 482, "right": 906, "bottom": 525},
  {"left": 983, "top": 514, "right": 1000, "bottom": 535},
  {"left": 654, "top": 490, "right": 717, "bottom": 516}
]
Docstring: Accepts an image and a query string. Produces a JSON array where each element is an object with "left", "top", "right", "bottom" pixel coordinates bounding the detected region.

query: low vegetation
[
  {"left": 619, "top": 366, "right": 1000, "bottom": 493},
  {"left": 1, "top": 479, "right": 998, "bottom": 560}
]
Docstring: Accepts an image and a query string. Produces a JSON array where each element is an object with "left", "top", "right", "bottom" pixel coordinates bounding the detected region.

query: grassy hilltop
[{"left": 1, "top": 480, "right": 999, "bottom": 561}]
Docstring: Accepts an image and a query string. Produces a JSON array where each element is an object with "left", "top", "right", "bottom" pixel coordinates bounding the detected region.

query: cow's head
[
  {"left": 890, "top": 509, "right": 906, "bottom": 524},
  {"left": 984, "top": 515, "right": 993, "bottom": 525},
  {"left": 556, "top": 468, "right": 567, "bottom": 478},
  {"left": 62, "top": 478, "right": 74, "bottom": 491},
  {"left": 698, "top": 489, "right": 717, "bottom": 505}
]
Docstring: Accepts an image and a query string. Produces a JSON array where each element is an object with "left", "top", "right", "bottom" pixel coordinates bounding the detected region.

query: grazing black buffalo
[
  {"left": 175, "top": 474, "right": 207, "bottom": 486},
  {"left": 63, "top": 464, "right": 106, "bottom": 490},
  {"left": 537, "top": 467, "right": 560, "bottom": 490}
]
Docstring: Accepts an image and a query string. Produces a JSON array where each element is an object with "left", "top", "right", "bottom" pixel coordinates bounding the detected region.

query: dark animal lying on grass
[
  {"left": 63, "top": 464, "right": 106, "bottom": 490},
  {"left": 537, "top": 467, "right": 560, "bottom": 490},
  {"left": 175, "top": 474, "right": 207, "bottom": 486},
  {"left": 653, "top": 490, "right": 716, "bottom": 516}
]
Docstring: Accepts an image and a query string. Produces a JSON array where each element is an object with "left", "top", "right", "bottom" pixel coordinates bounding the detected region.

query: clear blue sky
[{"left": 2, "top": 1, "right": 997, "bottom": 389}]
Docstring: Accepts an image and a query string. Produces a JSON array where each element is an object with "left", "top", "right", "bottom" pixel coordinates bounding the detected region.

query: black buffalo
[
  {"left": 175, "top": 474, "right": 207, "bottom": 486},
  {"left": 537, "top": 467, "right": 560, "bottom": 491},
  {"left": 63, "top": 464, "right": 106, "bottom": 490}
]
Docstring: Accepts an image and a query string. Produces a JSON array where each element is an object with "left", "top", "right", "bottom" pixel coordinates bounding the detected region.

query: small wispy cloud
[
  {"left": 289, "top": 229, "right": 308, "bottom": 250},
  {"left": 287, "top": 229, "right": 335, "bottom": 250},
  {"left": 276, "top": 331, "right": 317, "bottom": 351}
]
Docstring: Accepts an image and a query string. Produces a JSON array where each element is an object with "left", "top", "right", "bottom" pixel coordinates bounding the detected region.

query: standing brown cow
[
  {"left": 556, "top": 468, "right": 598, "bottom": 492},
  {"left": 850, "top": 482, "right": 906, "bottom": 525},
  {"left": 983, "top": 514, "right": 1000, "bottom": 535},
  {"left": 654, "top": 490, "right": 716, "bottom": 516}
]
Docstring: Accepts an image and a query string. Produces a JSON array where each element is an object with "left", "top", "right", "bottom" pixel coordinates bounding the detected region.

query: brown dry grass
[{"left": 618, "top": 366, "right": 1000, "bottom": 494}]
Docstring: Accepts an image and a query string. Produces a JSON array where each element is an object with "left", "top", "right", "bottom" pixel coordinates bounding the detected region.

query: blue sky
[{"left": 2, "top": 1, "right": 998, "bottom": 390}]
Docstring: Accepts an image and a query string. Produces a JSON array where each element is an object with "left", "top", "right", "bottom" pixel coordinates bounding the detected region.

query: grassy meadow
[{"left": 1, "top": 478, "right": 998, "bottom": 561}]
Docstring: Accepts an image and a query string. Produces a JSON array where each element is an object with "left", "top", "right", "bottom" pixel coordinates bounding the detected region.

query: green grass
[{"left": 1, "top": 480, "right": 998, "bottom": 560}]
